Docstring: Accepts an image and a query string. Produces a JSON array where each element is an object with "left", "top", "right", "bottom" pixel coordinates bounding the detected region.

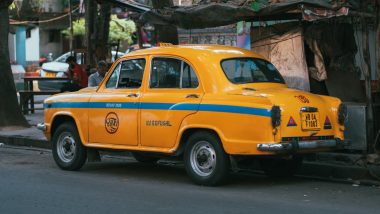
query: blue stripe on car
[{"left": 44, "top": 102, "right": 271, "bottom": 117}]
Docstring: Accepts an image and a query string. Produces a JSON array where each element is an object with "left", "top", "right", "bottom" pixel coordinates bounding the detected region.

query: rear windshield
[{"left": 221, "top": 58, "right": 285, "bottom": 84}]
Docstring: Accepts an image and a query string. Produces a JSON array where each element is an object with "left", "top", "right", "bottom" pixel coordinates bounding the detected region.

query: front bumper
[
  {"left": 37, "top": 123, "right": 46, "bottom": 132},
  {"left": 257, "top": 139, "right": 346, "bottom": 152}
]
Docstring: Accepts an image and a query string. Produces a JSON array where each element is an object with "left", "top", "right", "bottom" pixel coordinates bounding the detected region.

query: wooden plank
[
  {"left": 18, "top": 90, "right": 60, "bottom": 95},
  {"left": 19, "top": 90, "right": 61, "bottom": 114},
  {"left": 22, "top": 77, "right": 69, "bottom": 81}
]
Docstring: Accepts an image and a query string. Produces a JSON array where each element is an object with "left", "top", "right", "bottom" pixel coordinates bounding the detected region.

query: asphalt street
[{"left": 0, "top": 146, "right": 379, "bottom": 214}]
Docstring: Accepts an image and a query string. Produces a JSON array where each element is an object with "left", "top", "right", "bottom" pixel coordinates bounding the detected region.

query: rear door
[{"left": 139, "top": 56, "right": 203, "bottom": 149}]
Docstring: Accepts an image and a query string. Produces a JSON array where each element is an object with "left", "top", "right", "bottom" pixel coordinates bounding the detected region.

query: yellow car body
[{"left": 40, "top": 45, "right": 346, "bottom": 185}]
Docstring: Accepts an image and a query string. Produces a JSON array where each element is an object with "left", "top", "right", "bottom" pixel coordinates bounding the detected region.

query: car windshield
[{"left": 221, "top": 58, "right": 285, "bottom": 84}]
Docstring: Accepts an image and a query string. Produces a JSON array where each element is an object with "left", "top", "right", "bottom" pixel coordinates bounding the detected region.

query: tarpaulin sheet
[
  {"left": 251, "top": 27, "right": 310, "bottom": 91},
  {"left": 139, "top": 0, "right": 357, "bottom": 29}
]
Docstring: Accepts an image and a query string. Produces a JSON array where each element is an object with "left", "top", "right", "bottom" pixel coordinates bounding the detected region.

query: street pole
[
  {"left": 362, "top": 18, "right": 375, "bottom": 154},
  {"left": 85, "top": 0, "right": 95, "bottom": 67},
  {"left": 68, "top": 0, "right": 73, "bottom": 55},
  {"left": 375, "top": 1, "right": 380, "bottom": 152}
]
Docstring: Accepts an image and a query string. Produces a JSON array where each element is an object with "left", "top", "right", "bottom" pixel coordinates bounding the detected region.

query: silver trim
[
  {"left": 37, "top": 123, "right": 46, "bottom": 131},
  {"left": 57, "top": 131, "right": 76, "bottom": 163},
  {"left": 257, "top": 139, "right": 341, "bottom": 152},
  {"left": 190, "top": 140, "right": 217, "bottom": 177}
]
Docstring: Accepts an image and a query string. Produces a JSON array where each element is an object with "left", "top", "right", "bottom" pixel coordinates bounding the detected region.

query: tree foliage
[
  {"left": 108, "top": 15, "right": 136, "bottom": 44},
  {"left": 62, "top": 16, "right": 136, "bottom": 45},
  {"left": 62, "top": 18, "right": 86, "bottom": 36}
]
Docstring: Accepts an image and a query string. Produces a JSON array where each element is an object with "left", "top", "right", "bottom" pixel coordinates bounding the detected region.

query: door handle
[
  {"left": 127, "top": 93, "right": 139, "bottom": 98},
  {"left": 186, "top": 94, "right": 199, "bottom": 98}
]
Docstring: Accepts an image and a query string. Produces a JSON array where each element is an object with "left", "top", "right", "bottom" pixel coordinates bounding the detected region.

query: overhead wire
[{"left": 9, "top": 7, "right": 79, "bottom": 25}]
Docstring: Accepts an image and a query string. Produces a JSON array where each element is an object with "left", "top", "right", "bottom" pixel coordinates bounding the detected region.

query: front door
[
  {"left": 140, "top": 56, "right": 203, "bottom": 149},
  {"left": 88, "top": 58, "right": 146, "bottom": 146}
]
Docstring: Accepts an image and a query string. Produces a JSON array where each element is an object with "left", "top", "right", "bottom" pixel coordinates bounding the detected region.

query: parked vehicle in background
[
  {"left": 38, "top": 51, "right": 124, "bottom": 90},
  {"left": 39, "top": 44, "right": 347, "bottom": 186}
]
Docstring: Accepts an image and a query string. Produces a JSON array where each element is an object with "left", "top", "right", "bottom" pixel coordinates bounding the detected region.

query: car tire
[
  {"left": 52, "top": 122, "right": 87, "bottom": 170},
  {"left": 131, "top": 152, "right": 159, "bottom": 164},
  {"left": 184, "top": 131, "right": 230, "bottom": 186},
  {"left": 260, "top": 156, "right": 303, "bottom": 178}
]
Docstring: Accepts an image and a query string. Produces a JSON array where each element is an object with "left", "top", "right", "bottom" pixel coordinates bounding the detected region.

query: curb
[
  {"left": 0, "top": 135, "right": 51, "bottom": 149},
  {"left": 299, "top": 161, "right": 380, "bottom": 186}
]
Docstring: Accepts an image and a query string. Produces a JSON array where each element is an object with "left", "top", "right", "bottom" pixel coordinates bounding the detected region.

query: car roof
[{"left": 122, "top": 44, "right": 265, "bottom": 61}]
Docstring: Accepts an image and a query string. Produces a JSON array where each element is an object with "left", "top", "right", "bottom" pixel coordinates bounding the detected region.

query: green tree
[
  {"left": 62, "top": 16, "right": 136, "bottom": 47},
  {"left": 108, "top": 15, "right": 136, "bottom": 45}
]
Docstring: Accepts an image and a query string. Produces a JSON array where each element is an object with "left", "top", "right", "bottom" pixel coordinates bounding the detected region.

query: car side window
[
  {"left": 150, "top": 57, "right": 199, "bottom": 89},
  {"left": 106, "top": 63, "right": 121, "bottom": 88},
  {"left": 150, "top": 58, "right": 181, "bottom": 88},
  {"left": 117, "top": 59, "right": 145, "bottom": 89}
]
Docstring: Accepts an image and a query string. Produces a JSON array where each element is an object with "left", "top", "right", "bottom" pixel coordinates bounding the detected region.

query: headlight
[
  {"left": 338, "top": 103, "right": 347, "bottom": 125},
  {"left": 56, "top": 72, "right": 64, "bottom": 77},
  {"left": 271, "top": 105, "right": 281, "bottom": 128}
]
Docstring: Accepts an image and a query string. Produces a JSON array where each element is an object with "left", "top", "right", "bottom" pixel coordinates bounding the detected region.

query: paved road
[{"left": 0, "top": 146, "right": 379, "bottom": 214}]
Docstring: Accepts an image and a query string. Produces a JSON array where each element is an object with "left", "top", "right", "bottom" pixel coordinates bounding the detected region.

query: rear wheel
[
  {"left": 52, "top": 122, "right": 87, "bottom": 170},
  {"left": 184, "top": 131, "right": 229, "bottom": 186},
  {"left": 260, "top": 156, "right": 303, "bottom": 177}
]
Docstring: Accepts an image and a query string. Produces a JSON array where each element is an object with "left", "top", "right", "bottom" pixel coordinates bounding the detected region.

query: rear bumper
[{"left": 257, "top": 139, "right": 346, "bottom": 153}]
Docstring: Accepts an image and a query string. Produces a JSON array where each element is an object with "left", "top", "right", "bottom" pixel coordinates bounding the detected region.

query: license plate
[
  {"left": 44, "top": 72, "right": 57, "bottom": 77},
  {"left": 301, "top": 112, "right": 320, "bottom": 130}
]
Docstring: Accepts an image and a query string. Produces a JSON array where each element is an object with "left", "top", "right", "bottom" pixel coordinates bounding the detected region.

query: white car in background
[{"left": 39, "top": 51, "right": 124, "bottom": 90}]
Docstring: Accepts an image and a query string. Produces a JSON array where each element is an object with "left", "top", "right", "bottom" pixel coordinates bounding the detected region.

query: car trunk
[{"left": 230, "top": 83, "right": 338, "bottom": 141}]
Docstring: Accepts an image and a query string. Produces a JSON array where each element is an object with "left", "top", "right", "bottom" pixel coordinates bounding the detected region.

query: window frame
[
  {"left": 105, "top": 58, "right": 146, "bottom": 89},
  {"left": 105, "top": 61, "right": 121, "bottom": 89},
  {"left": 148, "top": 56, "right": 200, "bottom": 90}
]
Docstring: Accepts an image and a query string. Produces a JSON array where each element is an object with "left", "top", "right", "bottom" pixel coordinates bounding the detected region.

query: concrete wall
[
  {"left": 41, "top": 0, "right": 64, "bottom": 13},
  {"left": 25, "top": 27, "right": 40, "bottom": 62},
  {"left": 39, "top": 30, "right": 63, "bottom": 60},
  {"left": 178, "top": 26, "right": 237, "bottom": 46}
]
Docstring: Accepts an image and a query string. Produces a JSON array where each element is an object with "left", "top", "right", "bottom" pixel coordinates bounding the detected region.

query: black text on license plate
[{"left": 301, "top": 112, "right": 320, "bottom": 130}]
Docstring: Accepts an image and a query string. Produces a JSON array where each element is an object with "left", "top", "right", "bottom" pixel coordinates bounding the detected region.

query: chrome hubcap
[
  {"left": 57, "top": 132, "right": 76, "bottom": 163},
  {"left": 190, "top": 141, "right": 216, "bottom": 177}
]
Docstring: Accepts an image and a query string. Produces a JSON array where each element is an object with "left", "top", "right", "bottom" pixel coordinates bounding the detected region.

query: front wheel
[
  {"left": 52, "top": 122, "right": 87, "bottom": 170},
  {"left": 184, "top": 131, "right": 229, "bottom": 186}
]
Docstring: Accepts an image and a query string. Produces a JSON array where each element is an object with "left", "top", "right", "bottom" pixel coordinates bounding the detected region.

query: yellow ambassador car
[{"left": 38, "top": 44, "right": 347, "bottom": 186}]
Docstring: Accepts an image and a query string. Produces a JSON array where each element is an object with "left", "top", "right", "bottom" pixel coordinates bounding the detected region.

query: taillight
[
  {"left": 338, "top": 103, "right": 347, "bottom": 125},
  {"left": 271, "top": 105, "right": 281, "bottom": 128}
]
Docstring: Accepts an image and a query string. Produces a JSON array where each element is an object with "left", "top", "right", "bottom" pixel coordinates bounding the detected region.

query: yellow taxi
[{"left": 38, "top": 44, "right": 347, "bottom": 186}]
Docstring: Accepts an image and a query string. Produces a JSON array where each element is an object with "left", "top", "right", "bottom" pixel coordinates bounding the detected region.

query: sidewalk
[
  {"left": 0, "top": 112, "right": 50, "bottom": 149},
  {"left": 0, "top": 112, "right": 379, "bottom": 186}
]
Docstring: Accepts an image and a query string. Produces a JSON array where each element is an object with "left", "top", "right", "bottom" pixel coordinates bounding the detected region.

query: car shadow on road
[{"left": 79, "top": 156, "right": 311, "bottom": 188}]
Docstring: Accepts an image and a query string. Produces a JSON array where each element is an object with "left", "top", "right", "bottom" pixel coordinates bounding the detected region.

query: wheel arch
[
  {"left": 51, "top": 113, "right": 87, "bottom": 145},
  {"left": 175, "top": 126, "right": 225, "bottom": 156}
]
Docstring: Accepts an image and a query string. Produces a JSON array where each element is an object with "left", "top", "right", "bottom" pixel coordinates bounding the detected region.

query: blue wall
[{"left": 15, "top": 26, "right": 26, "bottom": 67}]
